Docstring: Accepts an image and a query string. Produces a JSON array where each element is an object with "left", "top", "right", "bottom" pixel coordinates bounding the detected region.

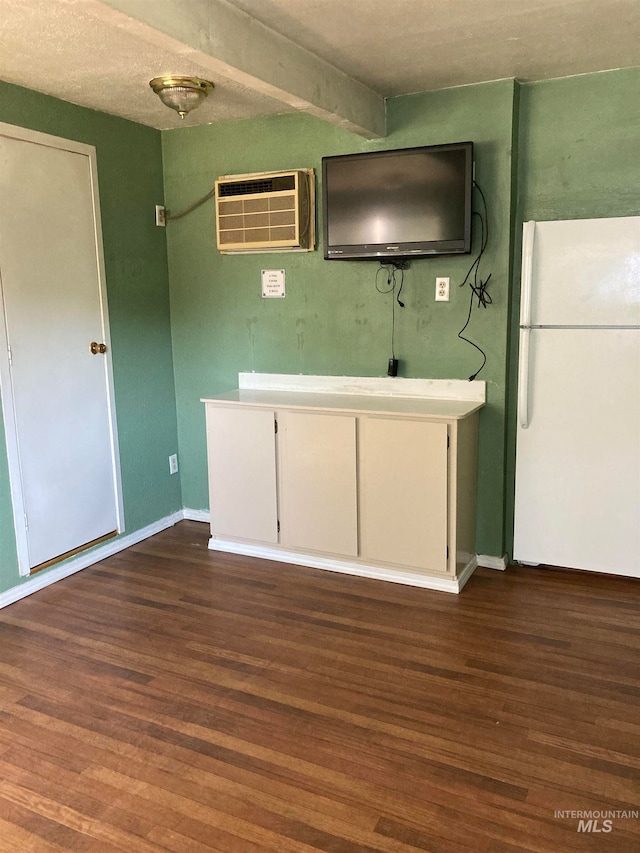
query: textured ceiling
[
  {"left": 0, "top": 0, "right": 637, "bottom": 130},
  {"left": 226, "top": 0, "right": 640, "bottom": 94},
  {"left": 0, "top": 0, "right": 292, "bottom": 128}
]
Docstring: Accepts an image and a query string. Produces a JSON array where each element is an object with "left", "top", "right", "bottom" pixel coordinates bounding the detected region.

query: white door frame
[{"left": 0, "top": 122, "right": 124, "bottom": 576}]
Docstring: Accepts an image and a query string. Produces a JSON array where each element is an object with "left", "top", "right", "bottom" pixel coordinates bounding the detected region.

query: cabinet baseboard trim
[
  {"left": 477, "top": 554, "right": 508, "bottom": 571},
  {"left": 208, "top": 537, "right": 477, "bottom": 594},
  {"left": 0, "top": 511, "right": 183, "bottom": 610}
]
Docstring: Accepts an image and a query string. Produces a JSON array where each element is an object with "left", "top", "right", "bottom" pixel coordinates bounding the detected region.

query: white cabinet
[
  {"left": 205, "top": 405, "right": 278, "bottom": 544},
  {"left": 359, "top": 417, "right": 449, "bottom": 573},
  {"left": 203, "top": 376, "right": 484, "bottom": 593},
  {"left": 279, "top": 410, "right": 358, "bottom": 556}
]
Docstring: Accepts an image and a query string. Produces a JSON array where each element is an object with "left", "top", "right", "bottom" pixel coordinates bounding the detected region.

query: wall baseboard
[
  {"left": 0, "top": 510, "right": 183, "bottom": 610},
  {"left": 182, "top": 508, "right": 211, "bottom": 523},
  {"left": 0, "top": 504, "right": 501, "bottom": 609},
  {"left": 477, "top": 554, "right": 508, "bottom": 571},
  {"left": 456, "top": 556, "right": 479, "bottom": 590}
]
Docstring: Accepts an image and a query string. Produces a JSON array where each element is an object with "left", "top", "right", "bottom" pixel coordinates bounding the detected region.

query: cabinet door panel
[
  {"left": 360, "top": 417, "right": 448, "bottom": 572},
  {"left": 279, "top": 411, "right": 358, "bottom": 556},
  {"left": 206, "top": 406, "right": 278, "bottom": 544}
]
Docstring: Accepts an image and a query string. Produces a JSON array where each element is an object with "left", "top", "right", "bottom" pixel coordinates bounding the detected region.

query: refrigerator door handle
[
  {"left": 520, "top": 221, "right": 536, "bottom": 326},
  {"left": 518, "top": 327, "right": 531, "bottom": 429}
]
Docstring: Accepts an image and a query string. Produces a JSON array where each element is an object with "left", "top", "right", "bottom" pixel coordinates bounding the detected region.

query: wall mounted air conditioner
[{"left": 215, "top": 169, "right": 315, "bottom": 253}]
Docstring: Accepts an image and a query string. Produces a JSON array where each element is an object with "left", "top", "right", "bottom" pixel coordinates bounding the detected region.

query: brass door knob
[{"left": 90, "top": 341, "right": 107, "bottom": 354}]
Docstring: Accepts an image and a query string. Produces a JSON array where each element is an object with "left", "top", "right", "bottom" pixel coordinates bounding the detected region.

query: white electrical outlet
[
  {"left": 155, "top": 205, "right": 166, "bottom": 227},
  {"left": 169, "top": 454, "right": 178, "bottom": 474},
  {"left": 435, "top": 276, "right": 450, "bottom": 302}
]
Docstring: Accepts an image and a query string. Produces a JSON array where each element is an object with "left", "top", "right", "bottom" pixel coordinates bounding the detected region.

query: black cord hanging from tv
[
  {"left": 376, "top": 260, "right": 408, "bottom": 376},
  {"left": 457, "top": 180, "right": 492, "bottom": 381}
]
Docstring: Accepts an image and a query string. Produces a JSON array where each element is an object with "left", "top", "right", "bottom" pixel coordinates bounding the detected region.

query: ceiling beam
[{"left": 81, "top": 0, "right": 387, "bottom": 138}]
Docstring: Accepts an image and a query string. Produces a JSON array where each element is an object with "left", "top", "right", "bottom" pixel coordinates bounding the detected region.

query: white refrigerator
[{"left": 513, "top": 216, "right": 640, "bottom": 578}]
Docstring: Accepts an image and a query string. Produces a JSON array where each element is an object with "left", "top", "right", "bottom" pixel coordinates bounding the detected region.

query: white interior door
[{"left": 0, "top": 124, "right": 123, "bottom": 573}]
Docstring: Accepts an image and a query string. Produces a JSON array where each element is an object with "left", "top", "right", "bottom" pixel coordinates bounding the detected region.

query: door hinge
[
  {"left": 447, "top": 435, "right": 450, "bottom": 448},
  {"left": 446, "top": 545, "right": 449, "bottom": 559},
  {"left": 274, "top": 417, "right": 278, "bottom": 434},
  {"left": 277, "top": 519, "right": 280, "bottom": 534},
  {"left": 7, "top": 346, "right": 12, "bottom": 367},
  {"left": 24, "top": 513, "right": 28, "bottom": 532}
]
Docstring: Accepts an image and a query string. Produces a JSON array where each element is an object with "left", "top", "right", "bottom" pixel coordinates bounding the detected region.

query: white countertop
[{"left": 202, "top": 388, "right": 484, "bottom": 420}]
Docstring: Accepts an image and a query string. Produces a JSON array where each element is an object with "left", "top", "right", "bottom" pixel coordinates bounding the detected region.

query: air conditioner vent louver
[
  {"left": 218, "top": 175, "right": 296, "bottom": 197},
  {"left": 215, "top": 169, "right": 315, "bottom": 254}
]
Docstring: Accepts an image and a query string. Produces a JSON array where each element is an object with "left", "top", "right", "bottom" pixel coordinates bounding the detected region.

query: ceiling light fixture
[{"left": 149, "top": 75, "right": 214, "bottom": 119}]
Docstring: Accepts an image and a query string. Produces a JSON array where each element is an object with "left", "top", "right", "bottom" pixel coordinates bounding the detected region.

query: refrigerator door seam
[{"left": 520, "top": 324, "right": 640, "bottom": 330}]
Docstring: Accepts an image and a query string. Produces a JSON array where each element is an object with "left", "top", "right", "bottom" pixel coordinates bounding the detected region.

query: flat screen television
[{"left": 322, "top": 141, "right": 473, "bottom": 261}]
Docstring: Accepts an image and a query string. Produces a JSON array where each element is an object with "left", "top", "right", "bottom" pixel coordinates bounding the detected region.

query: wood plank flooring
[{"left": 0, "top": 520, "right": 639, "bottom": 852}]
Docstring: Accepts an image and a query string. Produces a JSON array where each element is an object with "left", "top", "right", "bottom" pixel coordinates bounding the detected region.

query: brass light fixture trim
[{"left": 149, "top": 75, "right": 214, "bottom": 119}]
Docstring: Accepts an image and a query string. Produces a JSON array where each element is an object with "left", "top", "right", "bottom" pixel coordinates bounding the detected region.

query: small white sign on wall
[{"left": 261, "top": 269, "right": 286, "bottom": 298}]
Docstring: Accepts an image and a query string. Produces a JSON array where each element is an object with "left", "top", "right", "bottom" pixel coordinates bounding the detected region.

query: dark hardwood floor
[{"left": 0, "top": 520, "right": 638, "bottom": 852}]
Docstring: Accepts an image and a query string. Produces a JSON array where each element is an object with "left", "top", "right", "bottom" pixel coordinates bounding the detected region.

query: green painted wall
[
  {"left": 3, "top": 66, "right": 630, "bottom": 591},
  {"left": 0, "top": 81, "right": 181, "bottom": 593},
  {"left": 518, "top": 68, "right": 640, "bottom": 222},
  {"left": 504, "top": 67, "right": 640, "bottom": 553},
  {"left": 163, "top": 80, "right": 518, "bottom": 558}
]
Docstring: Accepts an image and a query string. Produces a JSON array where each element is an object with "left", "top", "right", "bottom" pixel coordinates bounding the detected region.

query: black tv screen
[{"left": 322, "top": 142, "right": 473, "bottom": 260}]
